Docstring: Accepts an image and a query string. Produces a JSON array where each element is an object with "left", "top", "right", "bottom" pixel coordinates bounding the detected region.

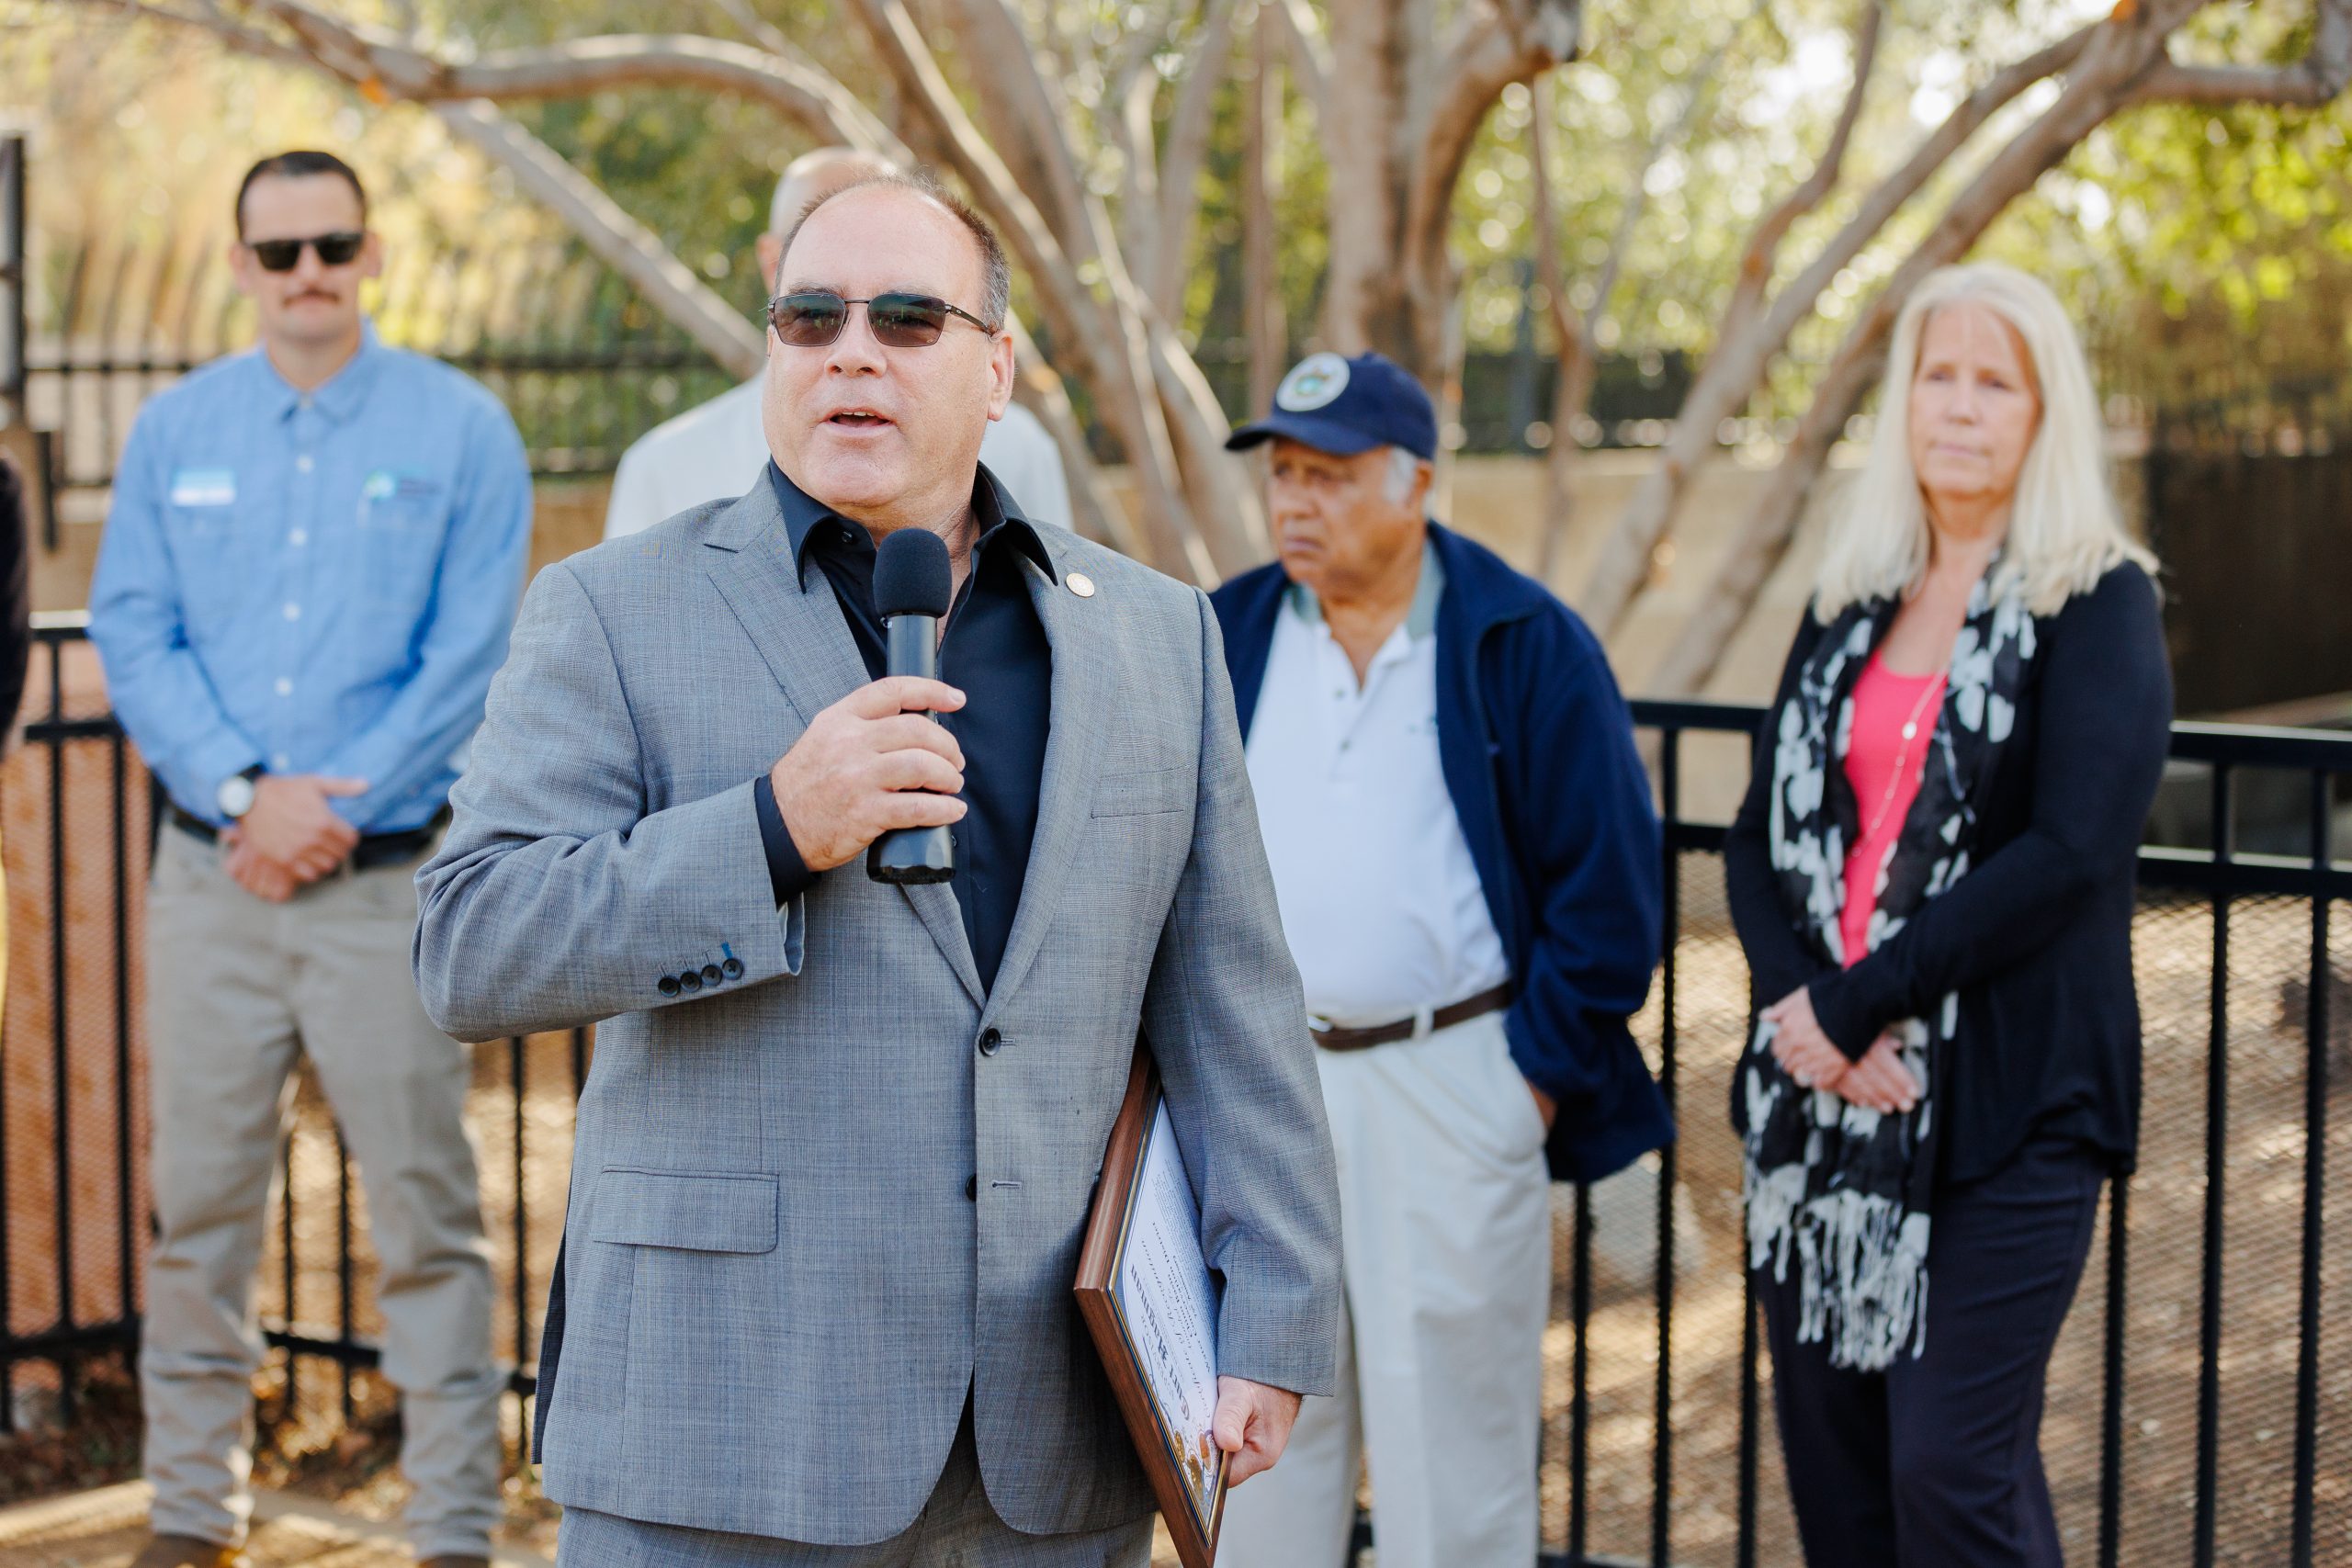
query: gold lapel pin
[{"left": 1067, "top": 571, "right": 1097, "bottom": 598}]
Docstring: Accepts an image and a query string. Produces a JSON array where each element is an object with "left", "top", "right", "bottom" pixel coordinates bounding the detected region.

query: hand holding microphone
[{"left": 764, "top": 527, "right": 965, "bottom": 878}]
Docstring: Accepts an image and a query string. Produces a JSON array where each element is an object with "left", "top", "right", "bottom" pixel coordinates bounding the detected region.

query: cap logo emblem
[{"left": 1275, "top": 353, "right": 1351, "bottom": 412}]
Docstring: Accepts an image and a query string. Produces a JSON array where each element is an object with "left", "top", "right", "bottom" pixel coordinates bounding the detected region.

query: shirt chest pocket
[{"left": 356, "top": 475, "right": 451, "bottom": 606}]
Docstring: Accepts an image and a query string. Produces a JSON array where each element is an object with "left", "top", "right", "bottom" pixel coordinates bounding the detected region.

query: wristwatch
[{"left": 216, "top": 765, "right": 265, "bottom": 820}]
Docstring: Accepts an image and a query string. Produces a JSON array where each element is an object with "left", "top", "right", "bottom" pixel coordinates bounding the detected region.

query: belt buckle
[{"left": 1306, "top": 1015, "right": 1334, "bottom": 1035}]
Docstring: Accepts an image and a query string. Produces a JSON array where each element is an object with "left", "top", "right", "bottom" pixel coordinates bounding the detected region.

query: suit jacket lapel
[
  {"left": 983, "top": 534, "right": 1113, "bottom": 1019},
  {"left": 704, "top": 484, "right": 985, "bottom": 1007}
]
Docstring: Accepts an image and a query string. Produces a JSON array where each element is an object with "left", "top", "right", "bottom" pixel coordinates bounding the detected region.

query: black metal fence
[{"left": 0, "top": 629, "right": 2346, "bottom": 1565}]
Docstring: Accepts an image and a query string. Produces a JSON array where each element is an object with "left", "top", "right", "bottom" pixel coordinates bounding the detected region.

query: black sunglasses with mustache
[
  {"left": 243, "top": 231, "right": 366, "bottom": 272},
  {"left": 765, "top": 290, "right": 997, "bottom": 349}
]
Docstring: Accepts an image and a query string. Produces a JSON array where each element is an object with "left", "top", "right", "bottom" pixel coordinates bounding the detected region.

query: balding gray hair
[{"left": 779, "top": 169, "right": 1012, "bottom": 333}]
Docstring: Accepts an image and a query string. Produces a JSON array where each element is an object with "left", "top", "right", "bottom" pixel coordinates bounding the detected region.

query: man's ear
[
  {"left": 985, "top": 331, "right": 1017, "bottom": 422},
  {"left": 756, "top": 232, "right": 783, "bottom": 293},
  {"left": 226, "top": 236, "right": 258, "bottom": 300}
]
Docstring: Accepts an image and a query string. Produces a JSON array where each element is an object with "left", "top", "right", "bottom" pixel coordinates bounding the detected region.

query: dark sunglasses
[
  {"left": 766, "top": 290, "right": 996, "bottom": 349},
  {"left": 244, "top": 231, "right": 365, "bottom": 272}
]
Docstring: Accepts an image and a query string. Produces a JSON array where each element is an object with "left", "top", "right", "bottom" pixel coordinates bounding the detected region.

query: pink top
[{"left": 1839, "top": 653, "right": 1947, "bottom": 966}]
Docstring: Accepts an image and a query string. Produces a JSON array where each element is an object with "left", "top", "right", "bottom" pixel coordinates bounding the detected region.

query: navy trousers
[{"left": 1759, "top": 1134, "right": 2108, "bottom": 1568}]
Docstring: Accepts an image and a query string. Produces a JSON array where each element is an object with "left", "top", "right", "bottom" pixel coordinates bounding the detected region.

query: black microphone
[{"left": 867, "top": 527, "right": 956, "bottom": 886}]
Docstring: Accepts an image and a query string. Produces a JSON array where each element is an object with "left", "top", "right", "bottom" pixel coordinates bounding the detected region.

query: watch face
[{"left": 218, "top": 775, "right": 256, "bottom": 818}]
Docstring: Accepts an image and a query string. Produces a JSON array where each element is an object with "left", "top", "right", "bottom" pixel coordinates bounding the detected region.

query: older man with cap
[
  {"left": 601, "top": 147, "right": 1069, "bottom": 542},
  {"left": 1208, "top": 352, "right": 1673, "bottom": 1568}
]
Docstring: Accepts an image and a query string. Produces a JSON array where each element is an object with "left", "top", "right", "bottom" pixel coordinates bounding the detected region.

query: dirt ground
[{"left": 4, "top": 863, "right": 2345, "bottom": 1567}]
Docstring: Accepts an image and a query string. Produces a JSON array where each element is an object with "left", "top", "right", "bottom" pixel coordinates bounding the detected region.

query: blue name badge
[{"left": 169, "top": 468, "right": 237, "bottom": 507}]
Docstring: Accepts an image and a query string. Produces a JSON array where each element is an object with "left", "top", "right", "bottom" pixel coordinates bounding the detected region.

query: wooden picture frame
[{"left": 1074, "top": 1045, "right": 1227, "bottom": 1568}]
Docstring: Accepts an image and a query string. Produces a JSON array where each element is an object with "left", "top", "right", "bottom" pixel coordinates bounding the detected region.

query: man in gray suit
[{"left": 414, "top": 171, "right": 1340, "bottom": 1565}]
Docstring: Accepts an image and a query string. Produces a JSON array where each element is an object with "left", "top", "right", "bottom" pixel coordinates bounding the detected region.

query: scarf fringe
[{"left": 1743, "top": 1145, "right": 1930, "bottom": 1372}]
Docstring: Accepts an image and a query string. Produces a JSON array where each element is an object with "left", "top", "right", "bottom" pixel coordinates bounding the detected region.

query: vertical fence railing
[
  {"left": 0, "top": 657, "right": 2345, "bottom": 1566},
  {"left": 2, "top": 135, "right": 26, "bottom": 430}
]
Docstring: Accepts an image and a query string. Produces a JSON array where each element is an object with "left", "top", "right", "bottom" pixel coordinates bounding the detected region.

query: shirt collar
[
  {"left": 1283, "top": 536, "right": 1446, "bottom": 640},
  {"left": 766, "top": 459, "right": 1057, "bottom": 589},
  {"left": 253, "top": 320, "right": 387, "bottom": 425}
]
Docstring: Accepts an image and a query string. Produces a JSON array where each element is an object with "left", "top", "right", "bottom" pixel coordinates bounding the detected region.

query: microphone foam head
[{"left": 873, "top": 526, "right": 953, "bottom": 620}]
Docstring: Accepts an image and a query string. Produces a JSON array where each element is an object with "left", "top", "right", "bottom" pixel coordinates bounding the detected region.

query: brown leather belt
[{"left": 1307, "top": 983, "right": 1513, "bottom": 1053}]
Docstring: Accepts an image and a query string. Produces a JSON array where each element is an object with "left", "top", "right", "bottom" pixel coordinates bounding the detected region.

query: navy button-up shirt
[
  {"left": 90, "top": 324, "right": 534, "bottom": 833},
  {"left": 751, "top": 461, "right": 1054, "bottom": 996}
]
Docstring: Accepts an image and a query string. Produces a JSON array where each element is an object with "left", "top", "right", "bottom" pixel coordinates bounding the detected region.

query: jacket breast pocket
[
  {"left": 590, "top": 1168, "right": 780, "bottom": 1254},
  {"left": 1091, "top": 766, "right": 1189, "bottom": 818}
]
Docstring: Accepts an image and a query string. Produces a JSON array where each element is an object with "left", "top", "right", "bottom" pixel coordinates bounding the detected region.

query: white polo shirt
[
  {"left": 1243, "top": 546, "right": 1510, "bottom": 1027},
  {"left": 600, "top": 377, "right": 1074, "bottom": 540}
]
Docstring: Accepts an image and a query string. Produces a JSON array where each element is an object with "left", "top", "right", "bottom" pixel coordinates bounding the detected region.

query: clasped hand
[
  {"left": 222, "top": 773, "right": 368, "bottom": 903},
  {"left": 1762, "top": 987, "right": 1919, "bottom": 1115}
]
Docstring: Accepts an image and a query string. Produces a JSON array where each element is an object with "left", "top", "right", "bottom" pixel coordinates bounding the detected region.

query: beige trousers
[
  {"left": 1216, "top": 1011, "right": 1553, "bottom": 1568},
  {"left": 139, "top": 824, "right": 503, "bottom": 1558}
]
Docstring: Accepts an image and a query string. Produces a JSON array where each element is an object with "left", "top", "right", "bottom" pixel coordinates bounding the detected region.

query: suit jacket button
[
  {"left": 657, "top": 975, "right": 682, "bottom": 997},
  {"left": 977, "top": 1027, "right": 1002, "bottom": 1056},
  {"left": 680, "top": 971, "right": 702, "bottom": 993},
  {"left": 702, "top": 964, "right": 723, "bottom": 985},
  {"left": 964, "top": 1175, "right": 978, "bottom": 1201},
  {"left": 721, "top": 957, "right": 744, "bottom": 980}
]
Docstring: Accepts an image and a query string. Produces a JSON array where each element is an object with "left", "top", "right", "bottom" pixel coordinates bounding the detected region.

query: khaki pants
[
  {"left": 1216, "top": 1011, "right": 1552, "bottom": 1568},
  {"left": 140, "top": 824, "right": 503, "bottom": 1558}
]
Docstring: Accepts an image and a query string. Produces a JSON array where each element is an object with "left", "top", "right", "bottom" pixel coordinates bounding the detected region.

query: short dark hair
[
  {"left": 234, "top": 151, "right": 368, "bottom": 239},
  {"left": 779, "top": 169, "right": 1011, "bottom": 333}
]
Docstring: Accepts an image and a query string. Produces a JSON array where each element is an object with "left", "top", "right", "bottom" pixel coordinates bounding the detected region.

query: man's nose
[{"left": 823, "top": 307, "right": 888, "bottom": 375}]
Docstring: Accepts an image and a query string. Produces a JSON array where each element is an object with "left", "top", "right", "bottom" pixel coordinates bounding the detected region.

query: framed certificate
[{"left": 1074, "top": 1045, "right": 1226, "bottom": 1568}]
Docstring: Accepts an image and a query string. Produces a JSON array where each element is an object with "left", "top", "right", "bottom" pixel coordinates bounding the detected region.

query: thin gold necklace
[{"left": 1861, "top": 669, "right": 1947, "bottom": 842}]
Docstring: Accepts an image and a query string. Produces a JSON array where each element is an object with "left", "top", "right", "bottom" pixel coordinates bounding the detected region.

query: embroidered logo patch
[{"left": 1275, "top": 353, "right": 1351, "bottom": 412}]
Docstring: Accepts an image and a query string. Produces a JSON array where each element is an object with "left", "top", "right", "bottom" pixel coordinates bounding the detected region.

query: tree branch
[
  {"left": 702, "top": 0, "right": 795, "bottom": 59},
  {"left": 842, "top": 0, "right": 1227, "bottom": 579},
  {"left": 63, "top": 0, "right": 315, "bottom": 69},
  {"left": 943, "top": 0, "right": 1100, "bottom": 259},
  {"left": 1718, "top": 0, "right": 1882, "bottom": 348},
  {"left": 433, "top": 100, "right": 764, "bottom": 378},
  {"left": 1403, "top": 0, "right": 1580, "bottom": 276},
  {"left": 1529, "top": 37, "right": 1727, "bottom": 579},
  {"left": 1262, "top": 0, "right": 1330, "bottom": 124},
  {"left": 210, "top": 0, "right": 898, "bottom": 150},
  {"left": 1150, "top": 0, "right": 1238, "bottom": 319},
  {"left": 2130, "top": 0, "right": 2352, "bottom": 106}
]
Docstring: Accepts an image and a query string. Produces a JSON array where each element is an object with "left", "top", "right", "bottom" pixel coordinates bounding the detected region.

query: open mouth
[{"left": 826, "top": 409, "right": 893, "bottom": 429}]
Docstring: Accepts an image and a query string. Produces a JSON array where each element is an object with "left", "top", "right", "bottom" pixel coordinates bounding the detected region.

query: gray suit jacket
[{"left": 413, "top": 477, "right": 1340, "bottom": 1544}]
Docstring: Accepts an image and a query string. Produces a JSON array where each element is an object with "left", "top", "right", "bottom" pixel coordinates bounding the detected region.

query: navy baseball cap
[{"left": 1225, "top": 351, "right": 1438, "bottom": 462}]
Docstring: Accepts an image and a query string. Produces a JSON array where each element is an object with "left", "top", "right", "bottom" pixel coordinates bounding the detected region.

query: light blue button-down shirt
[{"left": 91, "top": 324, "right": 532, "bottom": 835}]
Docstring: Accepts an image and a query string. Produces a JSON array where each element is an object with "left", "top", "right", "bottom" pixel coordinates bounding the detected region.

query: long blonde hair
[{"left": 1813, "top": 263, "right": 2156, "bottom": 621}]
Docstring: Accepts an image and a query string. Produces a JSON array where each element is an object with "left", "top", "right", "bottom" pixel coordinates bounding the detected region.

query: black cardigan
[{"left": 1724, "top": 562, "right": 2173, "bottom": 1185}]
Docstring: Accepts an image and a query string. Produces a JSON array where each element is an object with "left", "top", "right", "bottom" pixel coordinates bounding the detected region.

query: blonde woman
[{"left": 1724, "top": 263, "right": 2172, "bottom": 1568}]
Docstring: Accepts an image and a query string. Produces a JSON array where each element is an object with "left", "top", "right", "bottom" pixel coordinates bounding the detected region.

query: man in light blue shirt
[{"left": 90, "top": 151, "right": 529, "bottom": 1568}]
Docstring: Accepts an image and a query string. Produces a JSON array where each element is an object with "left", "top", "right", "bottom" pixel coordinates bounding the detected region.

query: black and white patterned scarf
[{"left": 1742, "top": 568, "right": 2035, "bottom": 1370}]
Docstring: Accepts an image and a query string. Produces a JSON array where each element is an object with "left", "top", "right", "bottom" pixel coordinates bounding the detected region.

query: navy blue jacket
[{"left": 1212, "top": 522, "right": 1673, "bottom": 1184}]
